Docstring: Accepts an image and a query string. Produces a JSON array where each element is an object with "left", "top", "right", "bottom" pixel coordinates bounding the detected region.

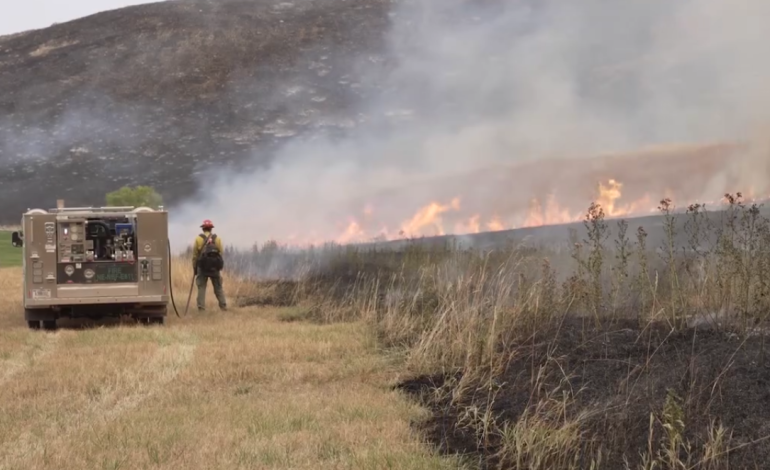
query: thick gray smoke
[{"left": 169, "top": 0, "right": 770, "bottom": 249}]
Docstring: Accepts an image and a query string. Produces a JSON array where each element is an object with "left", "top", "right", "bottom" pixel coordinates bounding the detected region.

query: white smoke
[{"left": 169, "top": 0, "right": 770, "bottom": 249}]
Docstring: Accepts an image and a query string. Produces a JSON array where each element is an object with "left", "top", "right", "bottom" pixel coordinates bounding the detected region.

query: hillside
[
  {"left": 0, "top": 0, "right": 393, "bottom": 222},
  {"left": 2, "top": 0, "right": 769, "bottom": 244}
]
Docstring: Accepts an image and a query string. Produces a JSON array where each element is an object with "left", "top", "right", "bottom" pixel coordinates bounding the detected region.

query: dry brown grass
[
  {"left": 0, "top": 260, "right": 465, "bottom": 470},
  {"left": 231, "top": 194, "right": 770, "bottom": 469}
]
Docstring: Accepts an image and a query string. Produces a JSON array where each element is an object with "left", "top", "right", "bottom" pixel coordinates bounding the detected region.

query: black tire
[
  {"left": 27, "top": 320, "right": 41, "bottom": 330},
  {"left": 42, "top": 320, "right": 57, "bottom": 331},
  {"left": 150, "top": 316, "right": 165, "bottom": 326}
]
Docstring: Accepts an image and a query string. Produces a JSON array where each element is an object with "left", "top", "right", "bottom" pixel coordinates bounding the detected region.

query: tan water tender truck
[{"left": 10, "top": 205, "right": 171, "bottom": 330}]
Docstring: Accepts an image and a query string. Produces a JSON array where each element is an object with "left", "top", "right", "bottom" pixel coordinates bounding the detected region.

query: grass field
[
  {"left": 0, "top": 230, "right": 21, "bottom": 268},
  {"left": 0, "top": 261, "right": 465, "bottom": 470},
  {"left": 4, "top": 194, "right": 770, "bottom": 469}
]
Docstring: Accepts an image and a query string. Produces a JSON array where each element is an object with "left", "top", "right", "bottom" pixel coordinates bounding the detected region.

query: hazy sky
[{"left": 0, "top": 0, "right": 159, "bottom": 36}]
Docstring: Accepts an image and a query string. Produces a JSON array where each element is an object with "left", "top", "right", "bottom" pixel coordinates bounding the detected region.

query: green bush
[{"left": 105, "top": 185, "right": 163, "bottom": 209}]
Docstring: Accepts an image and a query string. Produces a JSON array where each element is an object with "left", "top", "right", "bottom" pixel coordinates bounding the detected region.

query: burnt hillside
[
  {"left": 2, "top": 0, "right": 767, "bottom": 240},
  {"left": 0, "top": 0, "right": 393, "bottom": 222}
]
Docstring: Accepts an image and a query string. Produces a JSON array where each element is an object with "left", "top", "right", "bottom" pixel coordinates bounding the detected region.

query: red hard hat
[{"left": 201, "top": 219, "right": 214, "bottom": 228}]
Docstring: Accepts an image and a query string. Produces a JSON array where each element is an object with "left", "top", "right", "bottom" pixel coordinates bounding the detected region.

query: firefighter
[{"left": 192, "top": 219, "right": 227, "bottom": 312}]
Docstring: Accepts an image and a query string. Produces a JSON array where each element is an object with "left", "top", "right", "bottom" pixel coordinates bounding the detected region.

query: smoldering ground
[{"left": 169, "top": 0, "right": 770, "bottom": 249}]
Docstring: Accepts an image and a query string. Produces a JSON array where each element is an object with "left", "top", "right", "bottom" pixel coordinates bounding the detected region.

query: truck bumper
[{"left": 24, "top": 295, "right": 168, "bottom": 307}]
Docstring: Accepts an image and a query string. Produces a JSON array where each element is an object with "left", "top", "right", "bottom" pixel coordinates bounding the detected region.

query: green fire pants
[{"left": 196, "top": 273, "right": 227, "bottom": 311}]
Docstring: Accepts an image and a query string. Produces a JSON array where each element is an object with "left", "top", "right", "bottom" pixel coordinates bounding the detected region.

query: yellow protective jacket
[{"left": 192, "top": 231, "right": 224, "bottom": 269}]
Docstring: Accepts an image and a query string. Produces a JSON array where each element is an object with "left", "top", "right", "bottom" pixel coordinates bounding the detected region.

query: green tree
[{"left": 105, "top": 185, "right": 163, "bottom": 209}]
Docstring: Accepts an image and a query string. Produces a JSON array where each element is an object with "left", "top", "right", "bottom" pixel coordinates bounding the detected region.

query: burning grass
[{"left": 220, "top": 192, "right": 770, "bottom": 469}]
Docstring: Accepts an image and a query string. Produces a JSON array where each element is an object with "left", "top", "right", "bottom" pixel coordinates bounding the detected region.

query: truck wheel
[
  {"left": 42, "top": 320, "right": 57, "bottom": 331},
  {"left": 27, "top": 320, "right": 41, "bottom": 330}
]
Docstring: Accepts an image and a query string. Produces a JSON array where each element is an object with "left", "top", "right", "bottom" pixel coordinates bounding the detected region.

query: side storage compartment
[
  {"left": 135, "top": 210, "right": 170, "bottom": 316},
  {"left": 22, "top": 212, "right": 59, "bottom": 310}
]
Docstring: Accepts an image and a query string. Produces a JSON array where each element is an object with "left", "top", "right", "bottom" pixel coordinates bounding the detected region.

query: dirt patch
[{"left": 398, "top": 318, "right": 770, "bottom": 469}]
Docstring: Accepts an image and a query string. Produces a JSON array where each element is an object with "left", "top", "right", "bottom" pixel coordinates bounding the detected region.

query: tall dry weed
[{"left": 217, "top": 191, "right": 770, "bottom": 468}]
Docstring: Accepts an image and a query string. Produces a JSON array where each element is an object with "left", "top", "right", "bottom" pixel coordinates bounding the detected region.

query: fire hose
[{"left": 167, "top": 239, "right": 184, "bottom": 318}]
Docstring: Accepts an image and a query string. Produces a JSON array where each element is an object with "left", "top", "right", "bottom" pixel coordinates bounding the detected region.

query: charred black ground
[{"left": 397, "top": 318, "right": 770, "bottom": 469}]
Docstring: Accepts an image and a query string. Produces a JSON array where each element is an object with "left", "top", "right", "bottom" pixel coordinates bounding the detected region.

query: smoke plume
[{"left": 169, "top": 0, "right": 770, "bottom": 249}]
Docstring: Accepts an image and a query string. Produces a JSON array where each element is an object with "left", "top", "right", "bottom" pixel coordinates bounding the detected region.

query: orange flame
[
  {"left": 399, "top": 197, "right": 461, "bottom": 237},
  {"left": 522, "top": 194, "right": 581, "bottom": 228},
  {"left": 486, "top": 216, "right": 505, "bottom": 232},
  {"left": 336, "top": 220, "right": 365, "bottom": 244},
  {"left": 324, "top": 178, "right": 661, "bottom": 245},
  {"left": 276, "top": 172, "right": 770, "bottom": 248}
]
